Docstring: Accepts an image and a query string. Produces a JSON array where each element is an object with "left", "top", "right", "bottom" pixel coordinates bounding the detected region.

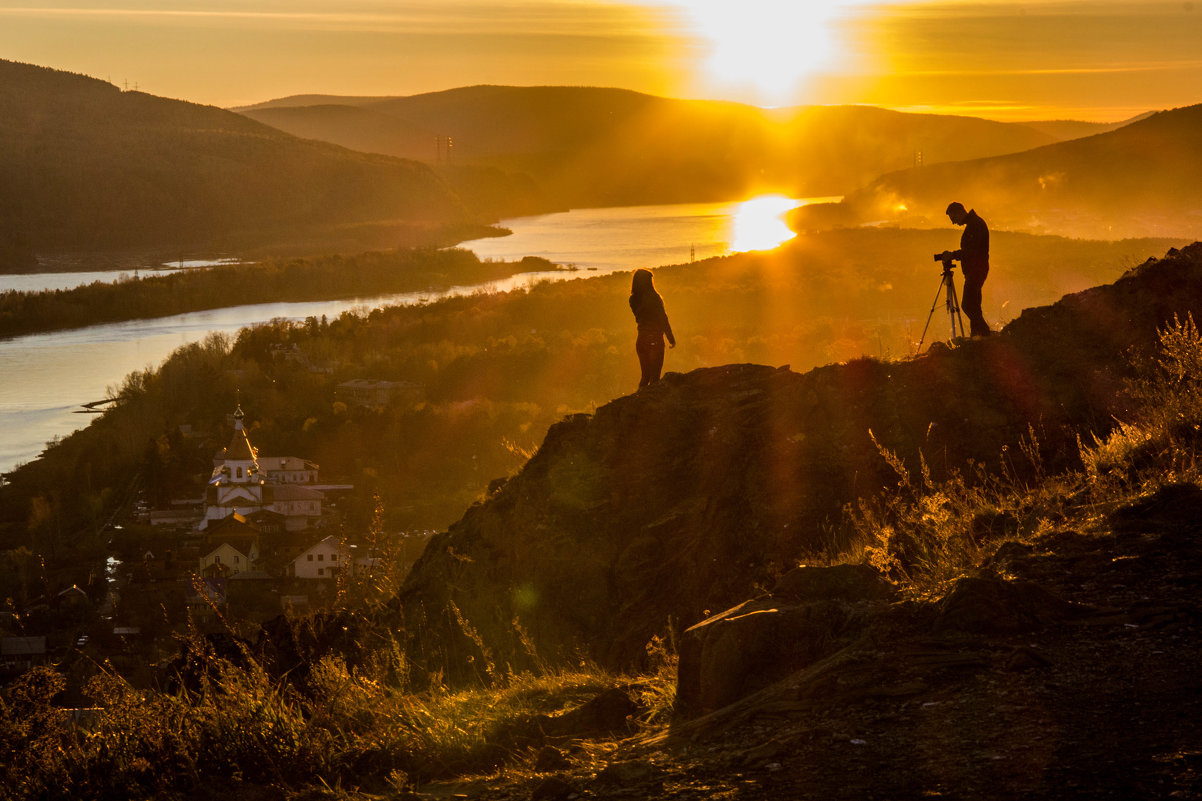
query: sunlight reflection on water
[
  {"left": 463, "top": 195, "right": 838, "bottom": 272},
  {"left": 731, "top": 195, "right": 805, "bottom": 252}
]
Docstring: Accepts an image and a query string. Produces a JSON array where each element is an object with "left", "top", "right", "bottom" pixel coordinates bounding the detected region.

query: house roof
[
  {"left": 265, "top": 484, "right": 324, "bottom": 502},
  {"left": 2, "top": 636, "right": 46, "bottom": 655},
  {"left": 245, "top": 508, "right": 286, "bottom": 523},
  {"left": 260, "top": 456, "right": 318, "bottom": 472},
  {"left": 202, "top": 536, "right": 256, "bottom": 559},
  {"left": 293, "top": 534, "right": 345, "bottom": 563}
]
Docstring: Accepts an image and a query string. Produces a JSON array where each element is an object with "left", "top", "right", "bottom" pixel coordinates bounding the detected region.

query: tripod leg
[
  {"left": 919, "top": 275, "right": 950, "bottom": 348},
  {"left": 947, "top": 276, "right": 966, "bottom": 338}
]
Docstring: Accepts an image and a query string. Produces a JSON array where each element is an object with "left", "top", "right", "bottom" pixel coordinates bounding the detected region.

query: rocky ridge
[{"left": 396, "top": 243, "right": 1202, "bottom": 687}]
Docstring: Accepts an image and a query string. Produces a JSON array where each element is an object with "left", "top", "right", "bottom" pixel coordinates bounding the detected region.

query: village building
[
  {"left": 266, "top": 484, "right": 324, "bottom": 528},
  {"left": 200, "top": 405, "right": 327, "bottom": 533},
  {"left": 261, "top": 456, "right": 319, "bottom": 484},
  {"left": 203, "top": 405, "right": 264, "bottom": 526},
  {"left": 289, "top": 535, "right": 345, "bottom": 579},
  {"left": 288, "top": 535, "right": 375, "bottom": 579},
  {"left": 199, "top": 538, "right": 259, "bottom": 577},
  {"left": 0, "top": 636, "right": 47, "bottom": 673}
]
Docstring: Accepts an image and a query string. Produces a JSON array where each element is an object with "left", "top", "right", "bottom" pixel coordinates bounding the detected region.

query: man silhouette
[{"left": 943, "top": 201, "right": 991, "bottom": 337}]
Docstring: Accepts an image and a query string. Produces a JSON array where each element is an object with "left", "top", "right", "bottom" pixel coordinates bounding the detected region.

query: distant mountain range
[
  {"left": 0, "top": 58, "right": 1184, "bottom": 266},
  {"left": 0, "top": 60, "right": 527, "bottom": 266},
  {"left": 830, "top": 104, "right": 1202, "bottom": 239},
  {"left": 235, "top": 86, "right": 1073, "bottom": 207}
]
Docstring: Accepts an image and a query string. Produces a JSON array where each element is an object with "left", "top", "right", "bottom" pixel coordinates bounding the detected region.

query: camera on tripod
[
  {"left": 920, "top": 252, "right": 966, "bottom": 346},
  {"left": 933, "top": 251, "right": 958, "bottom": 272}
]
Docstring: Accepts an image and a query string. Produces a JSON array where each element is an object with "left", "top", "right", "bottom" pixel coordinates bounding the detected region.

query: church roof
[
  {"left": 224, "top": 429, "right": 257, "bottom": 462},
  {"left": 222, "top": 404, "right": 258, "bottom": 463}
]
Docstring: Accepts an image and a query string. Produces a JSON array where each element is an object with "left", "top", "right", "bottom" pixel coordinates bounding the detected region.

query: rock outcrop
[
  {"left": 677, "top": 564, "right": 897, "bottom": 714},
  {"left": 396, "top": 243, "right": 1202, "bottom": 684}
]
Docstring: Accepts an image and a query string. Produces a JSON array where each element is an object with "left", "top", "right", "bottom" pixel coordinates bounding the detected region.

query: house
[
  {"left": 199, "top": 537, "right": 258, "bottom": 577},
  {"left": 198, "top": 513, "right": 261, "bottom": 576},
  {"left": 1, "top": 636, "right": 47, "bottom": 672},
  {"left": 263, "top": 484, "right": 323, "bottom": 531},
  {"left": 204, "top": 511, "right": 259, "bottom": 544},
  {"left": 244, "top": 509, "right": 286, "bottom": 536},
  {"left": 289, "top": 535, "right": 354, "bottom": 579},
  {"left": 55, "top": 585, "right": 90, "bottom": 610},
  {"left": 259, "top": 456, "right": 319, "bottom": 485}
]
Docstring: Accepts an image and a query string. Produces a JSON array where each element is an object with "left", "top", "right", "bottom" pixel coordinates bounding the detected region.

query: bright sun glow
[
  {"left": 666, "top": 1, "right": 850, "bottom": 106},
  {"left": 730, "top": 195, "right": 799, "bottom": 252}
]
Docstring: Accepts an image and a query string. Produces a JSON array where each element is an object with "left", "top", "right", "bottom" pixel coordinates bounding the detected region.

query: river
[
  {"left": 0, "top": 195, "right": 830, "bottom": 476},
  {"left": 0, "top": 259, "right": 241, "bottom": 294}
]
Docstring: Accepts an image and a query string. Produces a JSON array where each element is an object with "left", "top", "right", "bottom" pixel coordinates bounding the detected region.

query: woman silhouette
[{"left": 629, "top": 268, "right": 676, "bottom": 388}]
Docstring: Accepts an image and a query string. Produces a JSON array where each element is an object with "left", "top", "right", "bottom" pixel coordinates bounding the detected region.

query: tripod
[{"left": 919, "top": 256, "right": 966, "bottom": 348}]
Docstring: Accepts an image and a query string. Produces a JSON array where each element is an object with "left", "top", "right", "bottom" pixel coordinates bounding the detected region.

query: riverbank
[
  {"left": 0, "top": 249, "right": 553, "bottom": 340},
  {"left": 0, "top": 221, "right": 513, "bottom": 276}
]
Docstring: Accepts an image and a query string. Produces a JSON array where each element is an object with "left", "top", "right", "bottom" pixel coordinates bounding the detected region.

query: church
[{"left": 201, "top": 405, "right": 325, "bottom": 533}]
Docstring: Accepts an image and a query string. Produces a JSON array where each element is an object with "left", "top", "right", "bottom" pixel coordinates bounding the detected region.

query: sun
[{"left": 665, "top": 1, "right": 851, "bottom": 106}]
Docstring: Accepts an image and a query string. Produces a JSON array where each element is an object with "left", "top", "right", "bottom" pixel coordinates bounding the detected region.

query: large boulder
[
  {"left": 934, "top": 575, "right": 1087, "bottom": 634},
  {"left": 676, "top": 597, "right": 854, "bottom": 714},
  {"left": 676, "top": 564, "right": 897, "bottom": 714},
  {"left": 772, "top": 563, "right": 896, "bottom": 602}
]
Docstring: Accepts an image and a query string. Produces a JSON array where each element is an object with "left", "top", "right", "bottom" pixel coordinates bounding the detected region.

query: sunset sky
[{"left": 0, "top": 1, "right": 1199, "bottom": 121}]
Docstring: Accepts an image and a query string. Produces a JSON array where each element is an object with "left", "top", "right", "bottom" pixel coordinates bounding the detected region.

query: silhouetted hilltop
[
  {"left": 0, "top": 60, "right": 488, "bottom": 264},
  {"left": 835, "top": 104, "right": 1202, "bottom": 238},
  {"left": 236, "top": 103, "right": 440, "bottom": 162},
  {"left": 238, "top": 86, "right": 1061, "bottom": 206},
  {"left": 397, "top": 242, "right": 1202, "bottom": 683},
  {"left": 1017, "top": 111, "right": 1153, "bottom": 141}
]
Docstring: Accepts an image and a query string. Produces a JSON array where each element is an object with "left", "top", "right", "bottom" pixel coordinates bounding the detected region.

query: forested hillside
[
  {"left": 0, "top": 61, "right": 532, "bottom": 266},
  {"left": 237, "top": 86, "right": 1062, "bottom": 207},
  {"left": 834, "top": 103, "right": 1202, "bottom": 238}
]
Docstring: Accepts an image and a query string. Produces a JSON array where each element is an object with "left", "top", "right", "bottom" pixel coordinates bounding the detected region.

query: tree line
[{"left": 0, "top": 248, "right": 548, "bottom": 338}]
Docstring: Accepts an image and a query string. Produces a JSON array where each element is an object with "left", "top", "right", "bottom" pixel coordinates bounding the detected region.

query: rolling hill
[
  {"left": 0, "top": 60, "right": 523, "bottom": 266},
  {"left": 236, "top": 86, "right": 1064, "bottom": 207},
  {"left": 832, "top": 104, "right": 1202, "bottom": 239}
]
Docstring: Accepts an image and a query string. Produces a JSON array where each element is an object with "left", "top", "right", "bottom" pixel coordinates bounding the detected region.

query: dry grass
[{"left": 843, "top": 313, "right": 1202, "bottom": 600}]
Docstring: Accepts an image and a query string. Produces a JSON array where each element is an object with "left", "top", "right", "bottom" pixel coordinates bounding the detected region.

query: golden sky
[{"left": 0, "top": 0, "right": 1199, "bottom": 121}]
